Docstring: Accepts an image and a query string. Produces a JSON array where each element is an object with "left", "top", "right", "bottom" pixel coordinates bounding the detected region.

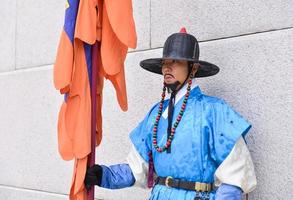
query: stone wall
[{"left": 0, "top": 0, "right": 292, "bottom": 199}]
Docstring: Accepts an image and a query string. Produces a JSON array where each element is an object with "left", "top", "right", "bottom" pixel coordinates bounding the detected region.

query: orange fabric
[
  {"left": 105, "top": 0, "right": 137, "bottom": 49},
  {"left": 57, "top": 102, "right": 74, "bottom": 160},
  {"left": 95, "top": 47, "right": 104, "bottom": 146},
  {"left": 54, "top": 30, "right": 73, "bottom": 93},
  {"left": 67, "top": 39, "right": 91, "bottom": 158},
  {"left": 100, "top": 2, "right": 130, "bottom": 111},
  {"left": 54, "top": 35, "right": 92, "bottom": 198},
  {"left": 54, "top": 0, "right": 136, "bottom": 199},
  {"left": 106, "top": 68, "right": 128, "bottom": 111},
  {"left": 101, "top": 3, "right": 128, "bottom": 75},
  {"left": 75, "top": 0, "right": 97, "bottom": 44},
  {"left": 70, "top": 157, "right": 88, "bottom": 199},
  {"left": 54, "top": 34, "right": 91, "bottom": 160},
  {"left": 55, "top": 37, "right": 91, "bottom": 160}
]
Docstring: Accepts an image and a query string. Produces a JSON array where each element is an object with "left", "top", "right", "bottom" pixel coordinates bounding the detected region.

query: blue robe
[{"left": 129, "top": 86, "right": 251, "bottom": 200}]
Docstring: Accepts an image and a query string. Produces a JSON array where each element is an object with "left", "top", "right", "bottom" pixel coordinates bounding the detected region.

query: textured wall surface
[
  {"left": 150, "top": 0, "right": 293, "bottom": 47},
  {"left": 0, "top": 1, "right": 16, "bottom": 72},
  {"left": 0, "top": 0, "right": 292, "bottom": 199}
]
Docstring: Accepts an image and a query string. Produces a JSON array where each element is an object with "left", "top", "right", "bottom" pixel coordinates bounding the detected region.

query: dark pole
[{"left": 88, "top": 42, "right": 99, "bottom": 200}]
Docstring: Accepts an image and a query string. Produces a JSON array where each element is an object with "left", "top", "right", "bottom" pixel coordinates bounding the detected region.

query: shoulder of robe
[{"left": 199, "top": 94, "right": 227, "bottom": 106}]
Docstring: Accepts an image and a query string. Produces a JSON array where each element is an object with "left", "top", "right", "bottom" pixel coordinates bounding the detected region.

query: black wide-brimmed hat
[{"left": 140, "top": 28, "right": 219, "bottom": 77}]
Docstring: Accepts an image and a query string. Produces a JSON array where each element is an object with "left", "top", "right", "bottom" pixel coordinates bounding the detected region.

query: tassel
[{"left": 147, "top": 151, "right": 154, "bottom": 188}]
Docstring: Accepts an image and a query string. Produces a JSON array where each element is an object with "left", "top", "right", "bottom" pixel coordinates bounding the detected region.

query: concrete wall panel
[
  {"left": 131, "top": 0, "right": 151, "bottom": 51},
  {"left": 0, "top": 1, "right": 16, "bottom": 72},
  {"left": 95, "top": 29, "right": 293, "bottom": 199},
  {"left": 195, "top": 29, "right": 293, "bottom": 199},
  {"left": 151, "top": 0, "right": 293, "bottom": 47},
  {"left": 0, "top": 186, "right": 68, "bottom": 200},
  {"left": 15, "top": 0, "right": 149, "bottom": 69},
  {"left": 1, "top": 28, "right": 292, "bottom": 199},
  {"left": 0, "top": 0, "right": 292, "bottom": 198},
  {"left": 0, "top": 66, "right": 72, "bottom": 194},
  {"left": 15, "top": 1, "right": 64, "bottom": 69},
  {"left": 94, "top": 49, "right": 162, "bottom": 199}
]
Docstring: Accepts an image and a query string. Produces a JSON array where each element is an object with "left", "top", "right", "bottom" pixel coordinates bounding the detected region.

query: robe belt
[{"left": 155, "top": 176, "right": 213, "bottom": 192}]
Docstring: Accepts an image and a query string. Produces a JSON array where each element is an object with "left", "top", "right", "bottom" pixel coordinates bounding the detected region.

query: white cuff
[
  {"left": 126, "top": 144, "right": 149, "bottom": 188},
  {"left": 214, "top": 137, "right": 257, "bottom": 193}
]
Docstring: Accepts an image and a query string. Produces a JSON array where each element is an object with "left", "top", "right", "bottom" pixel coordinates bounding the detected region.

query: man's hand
[{"left": 84, "top": 164, "right": 103, "bottom": 191}]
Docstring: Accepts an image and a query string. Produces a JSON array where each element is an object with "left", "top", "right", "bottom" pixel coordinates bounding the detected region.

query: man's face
[{"left": 161, "top": 59, "right": 189, "bottom": 85}]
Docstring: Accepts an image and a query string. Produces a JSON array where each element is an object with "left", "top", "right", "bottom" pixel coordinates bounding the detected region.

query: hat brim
[{"left": 140, "top": 58, "right": 219, "bottom": 77}]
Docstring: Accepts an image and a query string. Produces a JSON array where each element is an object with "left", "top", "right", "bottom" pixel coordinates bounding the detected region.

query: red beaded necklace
[{"left": 152, "top": 74, "right": 193, "bottom": 153}]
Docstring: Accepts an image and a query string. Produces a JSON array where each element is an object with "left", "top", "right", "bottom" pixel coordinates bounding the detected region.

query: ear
[{"left": 192, "top": 63, "right": 199, "bottom": 75}]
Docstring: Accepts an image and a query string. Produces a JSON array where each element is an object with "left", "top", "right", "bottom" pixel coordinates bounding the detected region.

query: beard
[{"left": 164, "top": 80, "right": 181, "bottom": 92}]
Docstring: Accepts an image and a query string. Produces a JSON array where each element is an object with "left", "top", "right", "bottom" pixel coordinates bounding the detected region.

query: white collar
[{"left": 162, "top": 78, "right": 198, "bottom": 119}]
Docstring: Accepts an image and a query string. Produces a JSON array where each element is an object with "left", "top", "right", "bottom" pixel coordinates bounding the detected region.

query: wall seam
[
  {"left": 0, "top": 184, "right": 103, "bottom": 200},
  {"left": 0, "top": 64, "right": 53, "bottom": 76},
  {"left": 2, "top": 26, "right": 292, "bottom": 73},
  {"left": 130, "top": 26, "right": 293, "bottom": 53},
  {"left": 0, "top": 184, "right": 67, "bottom": 197},
  {"left": 199, "top": 27, "right": 293, "bottom": 44}
]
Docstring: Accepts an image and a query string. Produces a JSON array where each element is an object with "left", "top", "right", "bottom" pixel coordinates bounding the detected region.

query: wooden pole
[{"left": 88, "top": 42, "right": 99, "bottom": 200}]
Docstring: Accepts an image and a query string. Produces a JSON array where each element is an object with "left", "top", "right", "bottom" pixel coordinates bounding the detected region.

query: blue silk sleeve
[
  {"left": 129, "top": 104, "right": 157, "bottom": 162},
  {"left": 215, "top": 183, "right": 242, "bottom": 200},
  {"left": 209, "top": 101, "right": 252, "bottom": 165},
  {"left": 100, "top": 164, "right": 135, "bottom": 189}
]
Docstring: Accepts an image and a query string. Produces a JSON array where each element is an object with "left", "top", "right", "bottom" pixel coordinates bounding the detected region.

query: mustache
[{"left": 164, "top": 74, "right": 174, "bottom": 78}]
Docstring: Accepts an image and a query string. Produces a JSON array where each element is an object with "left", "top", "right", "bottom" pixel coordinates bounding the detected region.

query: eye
[
  {"left": 175, "top": 60, "right": 185, "bottom": 65},
  {"left": 162, "top": 60, "right": 174, "bottom": 66}
]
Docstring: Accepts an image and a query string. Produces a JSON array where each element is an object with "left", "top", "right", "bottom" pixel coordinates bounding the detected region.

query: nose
[
  {"left": 162, "top": 65, "right": 172, "bottom": 74},
  {"left": 162, "top": 59, "right": 178, "bottom": 74}
]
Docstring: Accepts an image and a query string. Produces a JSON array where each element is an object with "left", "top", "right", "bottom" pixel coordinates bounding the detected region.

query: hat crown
[
  {"left": 139, "top": 27, "right": 220, "bottom": 77},
  {"left": 162, "top": 29, "right": 199, "bottom": 62}
]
